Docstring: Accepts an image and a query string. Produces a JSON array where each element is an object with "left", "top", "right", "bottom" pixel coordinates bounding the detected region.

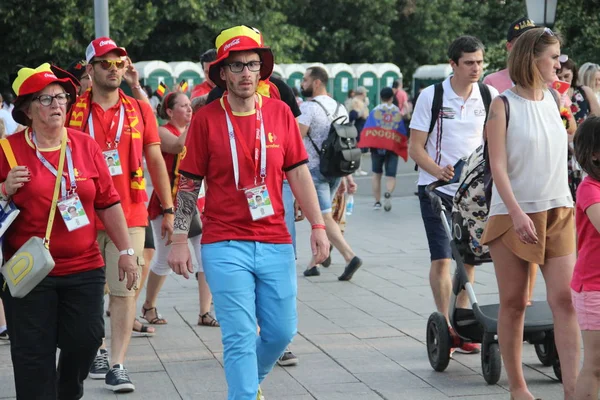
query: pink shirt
[
  {"left": 483, "top": 69, "right": 513, "bottom": 94},
  {"left": 395, "top": 89, "right": 408, "bottom": 114},
  {"left": 572, "top": 177, "right": 600, "bottom": 292}
]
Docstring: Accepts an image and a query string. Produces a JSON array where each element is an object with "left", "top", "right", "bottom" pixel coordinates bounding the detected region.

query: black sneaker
[
  {"left": 338, "top": 256, "right": 363, "bottom": 281},
  {"left": 277, "top": 348, "right": 299, "bottom": 366},
  {"left": 321, "top": 245, "right": 333, "bottom": 268},
  {"left": 373, "top": 202, "right": 382, "bottom": 210},
  {"left": 303, "top": 266, "right": 320, "bottom": 276},
  {"left": 0, "top": 329, "right": 8, "bottom": 344},
  {"left": 89, "top": 349, "right": 109, "bottom": 379},
  {"left": 105, "top": 364, "right": 135, "bottom": 393}
]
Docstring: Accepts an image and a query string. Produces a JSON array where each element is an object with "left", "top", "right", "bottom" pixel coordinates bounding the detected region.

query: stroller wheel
[
  {"left": 553, "top": 356, "right": 562, "bottom": 382},
  {"left": 534, "top": 331, "right": 557, "bottom": 366},
  {"left": 426, "top": 312, "right": 451, "bottom": 372},
  {"left": 481, "top": 341, "right": 502, "bottom": 384}
]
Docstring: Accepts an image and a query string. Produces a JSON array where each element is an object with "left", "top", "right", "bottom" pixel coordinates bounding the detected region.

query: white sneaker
[{"left": 383, "top": 192, "right": 392, "bottom": 212}]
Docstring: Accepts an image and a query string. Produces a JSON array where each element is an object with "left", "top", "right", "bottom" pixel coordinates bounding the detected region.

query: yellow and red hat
[
  {"left": 208, "top": 25, "right": 274, "bottom": 89},
  {"left": 11, "top": 63, "right": 76, "bottom": 125}
]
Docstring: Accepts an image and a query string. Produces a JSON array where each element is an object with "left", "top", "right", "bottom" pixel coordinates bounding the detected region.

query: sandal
[
  {"left": 141, "top": 306, "right": 168, "bottom": 325},
  {"left": 132, "top": 318, "right": 155, "bottom": 337},
  {"left": 198, "top": 312, "right": 220, "bottom": 327}
]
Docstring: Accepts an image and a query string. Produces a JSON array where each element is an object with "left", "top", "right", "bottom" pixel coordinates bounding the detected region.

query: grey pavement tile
[
  {"left": 261, "top": 366, "right": 311, "bottom": 397},
  {"left": 163, "top": 359, "right": 227, "bottom": 395},
  {"left": 119, "top": 342, "right": 165, "bottom": 373},
  {"left": 304, "top": 382, "right": 383, "bottom": 400},
  {"left": 355, "top": 370, "right": 432, "bottom": 390},
  {"left": 335, "top": 355, "right": 405, "bottom": 375},
  {"left": 375, "top": 387, "right": 449, "bottom": 400},
  {"left": 0, "top": 368, "right": 15, "bottom": 399},
  {"left": 343, "top": 325, "right": 405, "bottom": 340},
  {"left": 284, "top": 353, "right": 359, "bottom": 386}
]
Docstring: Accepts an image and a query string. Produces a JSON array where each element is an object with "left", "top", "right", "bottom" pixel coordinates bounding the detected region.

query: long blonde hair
[{"left": 579, "top": 62, "right": 600, "bottom": 92}]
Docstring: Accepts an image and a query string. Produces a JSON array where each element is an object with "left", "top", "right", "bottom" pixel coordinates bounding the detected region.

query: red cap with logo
[
  {"left": 208, "top": 25, "right": 274, "bottom": 89},
  {"left": 85, "top": 37, "right": 127, "bottom": 63}
]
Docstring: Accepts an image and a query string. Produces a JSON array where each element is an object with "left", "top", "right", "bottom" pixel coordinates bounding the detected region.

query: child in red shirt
[{"left": 572, "top": 116, "right": 600, "bottom": 399}]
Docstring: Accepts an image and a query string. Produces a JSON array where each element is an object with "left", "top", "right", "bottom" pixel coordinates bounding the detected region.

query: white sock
[{"left": 0, "top": 325, "right": 6, "bottom": 332}]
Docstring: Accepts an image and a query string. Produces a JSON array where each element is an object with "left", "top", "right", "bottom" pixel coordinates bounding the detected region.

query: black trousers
[{"left": 1, "top": 267, "right": 105, "bottom": 400}]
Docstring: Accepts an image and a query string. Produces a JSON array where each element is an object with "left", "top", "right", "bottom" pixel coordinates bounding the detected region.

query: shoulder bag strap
[
  {"left": 44, "top": 132, "right": 68, "bottom": 249},
  {"left": 0, "top": 138, "right": 18, "bottom": 169},
  {"left": 428, "top": 82, "right": 444, "bottom": 135},
  {"left": 306, "top": 99, "right": 336, "bottom": 154},
  {"left": 478, "top": 82, "right": 492, "bottom": 125}
]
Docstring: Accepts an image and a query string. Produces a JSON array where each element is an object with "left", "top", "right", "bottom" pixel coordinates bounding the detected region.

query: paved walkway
[{"left": 0, "top": 174, "right": 567, "bottom": 399}]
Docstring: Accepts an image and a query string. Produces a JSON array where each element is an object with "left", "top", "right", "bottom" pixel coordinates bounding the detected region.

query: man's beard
[{"left": 300, "top": 87, "right": 313, "bottom": 98}]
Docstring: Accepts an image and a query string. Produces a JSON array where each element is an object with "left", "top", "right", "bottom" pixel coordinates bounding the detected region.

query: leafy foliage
[{"left": 1, "top": 0, "right": 600, "bottom": 92}]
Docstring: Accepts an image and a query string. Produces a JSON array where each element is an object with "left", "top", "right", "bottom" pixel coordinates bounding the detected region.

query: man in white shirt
[
  {"left": 298, "top": 66, "right": 363, "bottom": 281},
  {"left": 409, "top": 35, "right": 498, "bottom": 354}
]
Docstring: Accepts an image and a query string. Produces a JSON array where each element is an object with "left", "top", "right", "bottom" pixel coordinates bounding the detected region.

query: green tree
[
  {"left": 555, "top": 0, "right": 600, "bottom": 68},
  {"left": 0, "top": 0, "right": 157, "bottom": 90}
]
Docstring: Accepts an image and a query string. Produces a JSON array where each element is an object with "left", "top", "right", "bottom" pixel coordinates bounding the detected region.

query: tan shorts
[
  {"left": 481, "top": 207, "right": 575, "bottom": 265},
  {"left": 97, "top": 227, "right": 145, "bottom": 297}
]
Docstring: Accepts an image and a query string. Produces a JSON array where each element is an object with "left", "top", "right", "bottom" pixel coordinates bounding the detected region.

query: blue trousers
[
  {"left": 282, "top": 180, "right": 296, "bottom": 256},
  {"left": 202, "top": 240, "right": 297, "bottom": 400}
]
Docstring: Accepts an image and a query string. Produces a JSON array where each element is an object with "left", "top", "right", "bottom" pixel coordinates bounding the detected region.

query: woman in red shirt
[
  {"left": 0, "top": 64, "right": 136, "bottom": 399},
  {"left": 142, "top": 92, "right": 218, "bottom": 327}
]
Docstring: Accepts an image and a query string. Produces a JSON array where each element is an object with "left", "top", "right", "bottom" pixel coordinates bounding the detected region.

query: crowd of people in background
[{"left": 1, "top": 14, "right": 600, "bottom": 400}]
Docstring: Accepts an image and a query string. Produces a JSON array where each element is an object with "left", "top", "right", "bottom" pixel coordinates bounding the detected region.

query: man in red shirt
[
  {"left": 168, "top": 26, "right": 328, "bottom": 400},
  {"left": 190, "top": 48, "right": 217, "bottom": 111},
  {"left": 67, "top": 37, "right": 175, "bottom": 393}
]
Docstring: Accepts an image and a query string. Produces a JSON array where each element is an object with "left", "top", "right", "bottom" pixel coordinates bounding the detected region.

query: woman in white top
[{"left": 482, "top": 28, "right": 580, "bottom": 400}]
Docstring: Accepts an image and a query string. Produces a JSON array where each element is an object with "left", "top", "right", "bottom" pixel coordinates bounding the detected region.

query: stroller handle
[{"left": 424, "top": 159, "right": 466, "bottom": 214}]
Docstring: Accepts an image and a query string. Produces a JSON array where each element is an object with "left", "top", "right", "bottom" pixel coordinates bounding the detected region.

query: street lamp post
[
  {"left": 94, "top": 0, "right": 109, "bottom": 38},
  {"left": 526, "top": 0, "right": 558, "bottom": 29}
]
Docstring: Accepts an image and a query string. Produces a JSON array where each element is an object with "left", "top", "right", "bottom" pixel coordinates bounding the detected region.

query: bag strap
[
  {"left": 428, "top": 82, "right": 444, "bottom": 135},
  {"left": 44, "top": 132, "right": 68, "bottom": 249},
  {"left": 306, "top": 99, "right": 341, "bottom": 154},
  {"left": 0, "top": 138, "right": 18, "bottom": 169},
  {"left": 478, "top": 82, "right": 492, "bottom": 124},
  {"left": 549, "top": 88, "right": 561, "bottom": 111},
  {"left": 498, "top": 95, "right": 510, "bottom": 129}
]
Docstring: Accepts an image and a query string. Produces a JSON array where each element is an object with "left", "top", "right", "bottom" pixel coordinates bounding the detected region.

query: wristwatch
[
  {"left": 163, "top": 207, "right": 175, "bottom": 215},
  {"left": 119, "top": 248, "right": 135, "bottom": 256}
]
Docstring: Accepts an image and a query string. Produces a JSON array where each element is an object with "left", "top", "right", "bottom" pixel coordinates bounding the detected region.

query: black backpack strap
[
  {"left": 478, "top": 82, "right": 492, "bottom": 124},
  {"left": 306, "top": 99, "right": 342, "bottom": 154},
  {"left": 428, "top": 82, "right": 444, "bottom": 135}
]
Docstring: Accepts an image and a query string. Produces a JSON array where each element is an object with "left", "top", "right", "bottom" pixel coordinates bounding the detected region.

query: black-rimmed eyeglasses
[
  {"left": 33, "top": 93, "right": 70, "bottom": 106},
  {"left": 224, "top": 61, "right": 262, "bottom": 73}
]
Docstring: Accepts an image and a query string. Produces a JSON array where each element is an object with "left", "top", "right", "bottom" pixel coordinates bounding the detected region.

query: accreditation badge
[
  {"left": 103, "top": 149, "right": 123, "bottom": 176},
  {"left": 58, "top": 195, "right": 90, "bottom": 232},
  {"left": 245, "top": 185, "right": 274, "bottom": 221}
]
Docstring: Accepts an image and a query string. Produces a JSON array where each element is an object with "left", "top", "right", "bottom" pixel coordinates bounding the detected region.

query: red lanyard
[{"left": 223, "top": 94, "right": 265, "bottom": 186}]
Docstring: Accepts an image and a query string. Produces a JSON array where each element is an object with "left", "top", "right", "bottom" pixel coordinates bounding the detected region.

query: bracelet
[{"left": 311, "top": 224, "right": 326, "bottom": 230}]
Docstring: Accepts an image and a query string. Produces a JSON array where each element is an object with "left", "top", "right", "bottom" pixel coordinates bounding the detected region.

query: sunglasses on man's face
[{"left": 92, "top": 59, "right": 126, "bottom": 70}]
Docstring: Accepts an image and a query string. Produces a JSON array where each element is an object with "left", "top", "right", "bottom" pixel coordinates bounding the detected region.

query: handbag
[{"left": 1, "top": 133, "right": 67, "bottom": 298}]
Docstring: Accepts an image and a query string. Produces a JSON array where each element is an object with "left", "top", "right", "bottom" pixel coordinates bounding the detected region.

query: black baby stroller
[{"left": 424, "top": 151, "right": 562, "bottom": 385}]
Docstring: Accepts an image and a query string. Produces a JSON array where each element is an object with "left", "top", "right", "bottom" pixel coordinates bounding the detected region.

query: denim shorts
[
  {"left": 310, "top": 167, "right": 341, "bottom": 214},
  {"left": 418, "top": 185, "right": 453, "bottom": 261},
  {"left": 371, "top": 151, "right": 399, "bottom": 177}
]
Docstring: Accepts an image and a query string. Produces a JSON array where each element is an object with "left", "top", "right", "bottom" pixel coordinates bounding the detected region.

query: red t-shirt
[
  {"left": 148, "top": 123, "right": 181, "bottom": 220},
  {"left": 179, "top": 95, "right": 308, "bottom": 244},
  {"left": 190, "top": 81, "right": 215, "bottom": 100},
  {"left": 572, "top": 177, "right": 600, "bottom": 292},
  {"left": 80, "top": 94, "right": 160, "bottom": 229},
  {"left": 0, "top": 128, "right": 120, "bottom": 276}
]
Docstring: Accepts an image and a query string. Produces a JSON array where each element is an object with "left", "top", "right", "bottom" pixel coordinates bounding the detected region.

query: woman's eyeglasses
[
  {"left": 224, "top": 61, "right": 263, "bottom": 73},
  {"left": 33, "top": 93, "right": 70, "bottom": 107},
  {"left": 92, "top": 59, "right": 126, "bottom": 70}
]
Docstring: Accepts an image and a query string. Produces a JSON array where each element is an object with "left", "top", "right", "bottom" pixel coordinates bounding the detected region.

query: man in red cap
[
  {"left": 168, "top": 25, "right": 328, "bottom": 400},
  {"left": 67, "top": 37, "right": 174, "bottom": 393}
]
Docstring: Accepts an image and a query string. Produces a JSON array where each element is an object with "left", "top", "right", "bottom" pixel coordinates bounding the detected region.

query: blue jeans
[
  {"left": 282, "top": 180, "right": 296, "bottom": 256},
  {"left": 202, "top": 241, "right": 297, "bottom": 400},
  {"left": 310, "top": 167, "right": 342, "bottom": 213}
]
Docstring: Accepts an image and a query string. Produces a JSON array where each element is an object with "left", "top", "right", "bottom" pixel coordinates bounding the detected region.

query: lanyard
[
  {"left": 223, "top": 95, "right": 267, "bottom": 190},
  {"left": 88, "top": 103, "right": 125, "bottom": 149},
  {"left": 32, "top": 131, "right": 76, "bottom": 198}
]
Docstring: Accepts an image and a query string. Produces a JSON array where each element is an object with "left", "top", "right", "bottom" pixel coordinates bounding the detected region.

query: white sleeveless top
[{"left": 489, "top": 89, "right": 573, "bottom": 216}]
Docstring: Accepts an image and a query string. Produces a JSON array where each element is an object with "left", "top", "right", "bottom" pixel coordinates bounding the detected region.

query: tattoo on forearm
[
  {"left": 174, "top": 175, "right": 201, "bottom": 233},
  {"left": 487, "top": 109, "right": 497, "bottom": 120}
]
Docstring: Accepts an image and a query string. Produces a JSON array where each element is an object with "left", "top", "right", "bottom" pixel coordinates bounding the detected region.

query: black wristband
[{"left": 163, "top": 207, "right": 174, "bottom": 215}]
